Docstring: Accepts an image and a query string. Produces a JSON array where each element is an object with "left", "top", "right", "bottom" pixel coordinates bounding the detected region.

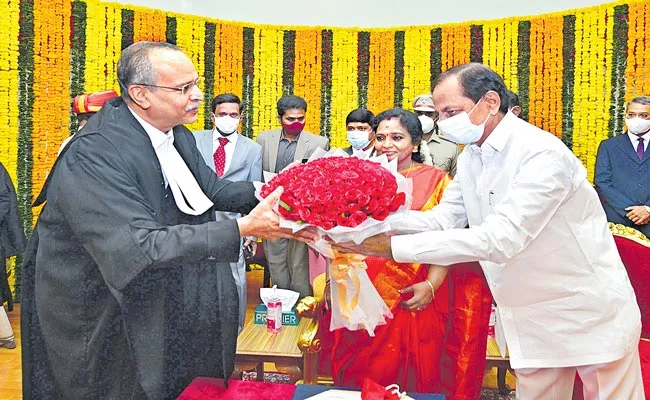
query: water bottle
[
  {"left": 267, "top": 286, "right": 283, "bottom": 334},
  {"left": 488, "top": 304, "right": 497, "bottom": 338}
]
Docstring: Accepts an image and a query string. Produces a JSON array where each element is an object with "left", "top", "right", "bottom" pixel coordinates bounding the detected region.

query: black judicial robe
[
  {"left": 0, "top": 161, "right": 26, "bottom": 310},
  {"left": 21, "top": 98, "right": 257, "bottom": 399}
]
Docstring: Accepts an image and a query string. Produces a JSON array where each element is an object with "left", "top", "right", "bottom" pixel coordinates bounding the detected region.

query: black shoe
[{"left": 0, "top": 337, "right": 16, "bottom": 349}]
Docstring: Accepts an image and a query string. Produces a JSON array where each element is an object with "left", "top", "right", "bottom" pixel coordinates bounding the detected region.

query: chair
[
  {"left": 294, "top": 273, "right": 331, "bottom": 384},
  {"left": 573, "top": 224, "right": 650, "bottom": 398},
  {"left": 609, "top": 223, "right": 650, "bottom": 393}
]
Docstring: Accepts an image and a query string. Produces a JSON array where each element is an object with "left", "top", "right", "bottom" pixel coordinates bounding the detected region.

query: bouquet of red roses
[
  {"left": 259, "top": 156, "right": 406, "bottom": 230},
  {"left": 257, "top": 149, "right": 412, "bottom": 336}
]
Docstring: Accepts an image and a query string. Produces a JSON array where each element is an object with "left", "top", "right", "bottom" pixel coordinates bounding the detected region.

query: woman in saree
[{"left": 329, "top": 108, "right": 492, "bottom": 399}]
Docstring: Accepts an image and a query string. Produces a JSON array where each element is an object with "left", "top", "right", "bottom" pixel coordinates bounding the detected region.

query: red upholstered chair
[
  {"left": 610, "top": 224, "right": 650, "bottom": 394},
  {"left": 573, "top": 224, "right": 650, "bottom": 399}
]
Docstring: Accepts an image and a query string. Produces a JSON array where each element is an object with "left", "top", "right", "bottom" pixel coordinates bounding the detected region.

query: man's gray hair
[
  {"left": 117, "top": 41, "right": 181, "bottom": 102},
  {"left": 628, "top": 96, "right": 650, "bottom": 109}
]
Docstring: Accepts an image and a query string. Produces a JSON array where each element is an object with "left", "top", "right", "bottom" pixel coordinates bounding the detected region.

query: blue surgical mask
[
  {"left": 437, "top": 99, "right": 490, "bottom": 145},
  {"left": 347, "top": 130, "right": 372, "bottom": 150}
]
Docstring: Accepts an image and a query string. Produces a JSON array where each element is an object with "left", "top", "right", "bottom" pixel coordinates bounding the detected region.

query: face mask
[
  {"left": 347, "top": 130, "right": 371, "bottom": 150},
  {"left": 437, "top": 99, "right": 490, "bottom": 145},
  {"left": 283, "top": 121, "right": 305, "bottom": 136},
  {"left": 214, "top": 115, "right": 240, "bottom": 135},
  {"left": 625, "top": 118, "right": 650, "bottom": 135},
  {"left": 418, "top": 115, "right": 435, "bottom": 134}
]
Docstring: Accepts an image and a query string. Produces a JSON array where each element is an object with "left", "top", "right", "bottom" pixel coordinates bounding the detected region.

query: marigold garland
[
  {"left": 6, "top": 0, "right": 650, "bottom": 298},
  {"left": 32, "top": 0, "right": 71, "bottom": 228},
  {"left": 254, "top": 27, "right": 283, "bottom": 135},
  {"left": 402, "top": 28, "right": 431, "bottom": 110},
  {"left": 330, "top": 29, "right": 357, "bottom": 147},
  {"left": 367, "top": 31, "right": 394, "bottom": 113},
  {"left": 175, "top": 15, "right": 206, "bottom": 131},
  {"left": 293, "top": 29, "right": 322, "bottom": 135},
  {"left": 214, "top": 23, "right": 243, "bottom": 98}
]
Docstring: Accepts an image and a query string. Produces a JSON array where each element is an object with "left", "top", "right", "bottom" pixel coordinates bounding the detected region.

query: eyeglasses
[{"left": 137, "top": 77, "right": 203, "bottom": 96}]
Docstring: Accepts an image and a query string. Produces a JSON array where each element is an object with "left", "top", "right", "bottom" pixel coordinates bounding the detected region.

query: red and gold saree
[{"left": 329, "top": 164, "right": 492, "bottom": 399}]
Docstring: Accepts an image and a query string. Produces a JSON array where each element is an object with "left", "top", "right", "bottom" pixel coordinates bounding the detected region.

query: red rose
[{"left": 260, "top": 156, "right": 404, "bottom": 230}]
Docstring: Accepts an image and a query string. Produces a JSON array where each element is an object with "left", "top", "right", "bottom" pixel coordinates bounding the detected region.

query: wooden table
[
  {"left": 485, "top": 337, "right": 513, "bottom": 394},
  {"left": 234, "top": 315, "right": 311, "bottom": 383}
]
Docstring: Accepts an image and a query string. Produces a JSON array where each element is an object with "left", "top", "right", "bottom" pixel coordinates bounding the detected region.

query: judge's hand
[
  {"left": 330, "top": 233, "right": 393, "bottom": 259},
  {"left": 237, "top": 187, "right": 318, "bottom": 243},
  {"left": 625, "top": 205, "right": 650, "bottom": 225}
]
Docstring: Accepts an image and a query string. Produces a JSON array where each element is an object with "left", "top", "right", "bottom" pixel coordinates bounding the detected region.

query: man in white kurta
[{"left": 339, "top": 63, "right": 643, "bottom": 399}]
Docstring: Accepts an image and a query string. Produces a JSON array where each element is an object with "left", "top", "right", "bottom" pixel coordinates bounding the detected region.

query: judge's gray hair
[{"left": 117, "top": 41, "right": 181, "bottom": 102}]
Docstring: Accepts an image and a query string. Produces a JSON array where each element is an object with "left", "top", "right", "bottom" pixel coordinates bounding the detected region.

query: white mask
[
  {"left": 214, "top": 115, "right": 240, "bottom": 135},
  {"left": 625, "top": 118, "right": 650, "bottom": 135},
  {"left": 436, "top": 99, "right": 490, "bottom": 145},
  {"left": 418, "top": 115, "right": 435, "bottom": 134},
  {"left": 347, "top": 130, "right": 371, "bottom": 150}
]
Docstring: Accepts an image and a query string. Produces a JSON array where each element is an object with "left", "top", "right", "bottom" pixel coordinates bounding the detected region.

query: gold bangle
[{"left": 424, "top": 279, "right": 435, "bottom": 299}]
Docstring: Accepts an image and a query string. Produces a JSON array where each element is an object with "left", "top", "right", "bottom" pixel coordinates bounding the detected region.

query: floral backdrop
[{"left": 0, "top": 0, "right": 649, "bottom": 297}]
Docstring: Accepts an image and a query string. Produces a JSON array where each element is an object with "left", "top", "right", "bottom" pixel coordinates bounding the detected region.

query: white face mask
[
  {"left": 347, "top": 130, "right": 372, "bottom": 150},
  {"left": 437, "top": 99, "right": 490, "bottom": 145},
  {"left": 625, "top": 118, "right": 650, "bottom": 135},
  {"left": 418, "top": 115, "right": 435, "bottom": 134},
  {"left": 214, "top": 115, "right": 240, "bottom": 135}
]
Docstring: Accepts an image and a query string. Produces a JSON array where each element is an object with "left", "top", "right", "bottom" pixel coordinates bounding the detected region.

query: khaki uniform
[{"left": 426, "top": 133, "right": 461, "bottom": 176}]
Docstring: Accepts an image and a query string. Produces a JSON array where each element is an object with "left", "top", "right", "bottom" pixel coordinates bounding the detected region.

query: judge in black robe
[
  {"left": 0, "top": 161, "right": 26, "bottom": 311},
  {"left": 22, "top": 93, "right": 259, "bottom": 399}
]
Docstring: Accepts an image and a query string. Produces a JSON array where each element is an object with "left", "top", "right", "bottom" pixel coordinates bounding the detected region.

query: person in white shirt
[
  {"left": 335, "top": 62, "right": 643, "bottom": 399},
  {"left": 343, "top": 108, "right": 375, "bottom": 157}
]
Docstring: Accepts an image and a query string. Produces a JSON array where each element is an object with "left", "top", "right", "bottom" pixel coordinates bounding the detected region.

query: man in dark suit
[
  {"left": 0, "top": 161, "right": 26, "bottom": 349},
  {"left": 595, "top": 96, "right": 650, "bottom": 238},
  {"left": 194, "top": 93, "right": 262, "bottom": 333},
  {"left": 257, "top": 95, "right": 329, "bottom": 297},
  {"left": 343, "top": 108, "right": 375, "bottom": 156},
  {"left": 22, "top": 41, "right": 306, "bottom": 400}
]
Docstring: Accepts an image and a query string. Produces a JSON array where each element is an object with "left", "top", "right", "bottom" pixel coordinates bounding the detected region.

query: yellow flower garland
[
  {"left": 402, "top": 28, "right": 432, "bottom": 109},
  {"left": 0, "top": 0, "right": 20, "bottom": 182},
  {"left": 175, "top": 15, "right": 206, "bottom": 131},
  {"left": 330, "top": 29, "right": 358, "bottom": 148},
  {"left": 253, "top": 27, "right": 283, "bottom": 136}
]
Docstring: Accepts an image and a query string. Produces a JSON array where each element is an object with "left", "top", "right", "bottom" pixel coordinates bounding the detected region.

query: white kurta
[{"left": 390, "top": 112, "right": 641, "bottom": 369}]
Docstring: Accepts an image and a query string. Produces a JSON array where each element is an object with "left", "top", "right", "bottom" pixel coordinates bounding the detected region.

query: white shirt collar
[
  {"left": 213, "top": 129, "right": 239, "bottom": 147},
  {"left": 627, "top": 130, "right": 649, "bottom": 150},
  {"left": 481, "top": 111, "right": 516, "bottom": 153}
]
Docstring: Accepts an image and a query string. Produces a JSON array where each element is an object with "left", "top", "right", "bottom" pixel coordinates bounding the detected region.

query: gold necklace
[{"left": 403, "top": 159, "right": 415, "bottom": 179}]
